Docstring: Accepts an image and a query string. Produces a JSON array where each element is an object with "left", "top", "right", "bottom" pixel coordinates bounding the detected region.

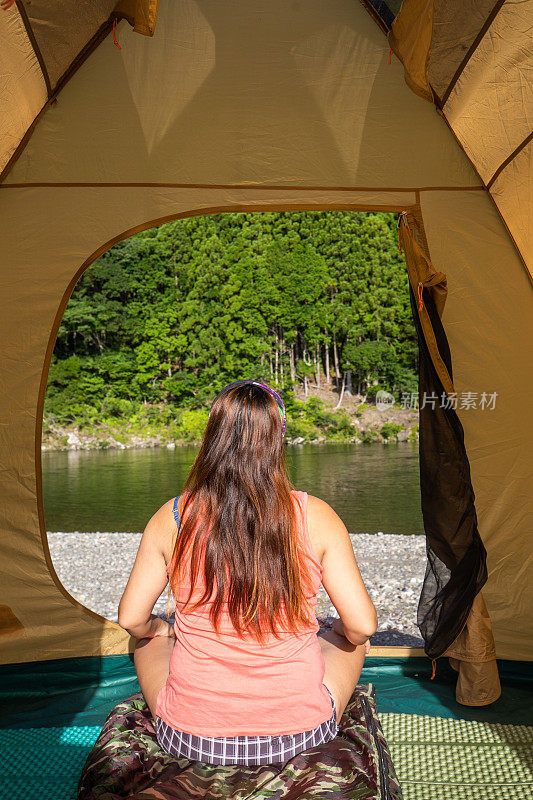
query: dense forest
[{"left": 44, "top": 211, "right": 418, "bottom": 445}]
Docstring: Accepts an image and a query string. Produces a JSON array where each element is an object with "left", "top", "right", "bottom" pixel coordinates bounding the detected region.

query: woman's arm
[
  {"left": 308, "top": 495, "right": 378, "bottom": 646},
  {"left": 118, "top": 499, "right": 176, "bottom": 639},
  {"left": 332, "top": 616, "right": 372, "bottom": 653}
]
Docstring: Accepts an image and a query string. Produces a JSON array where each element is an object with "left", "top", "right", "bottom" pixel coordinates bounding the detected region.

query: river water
[{"left": 43, "top": 442, "right": 423, "bottom": 535}]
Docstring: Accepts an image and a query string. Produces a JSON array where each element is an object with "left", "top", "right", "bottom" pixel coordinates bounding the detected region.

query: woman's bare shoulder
[
  {"left": 144, "top": 498, "right": 179, "bottom": 559},
  {"left": 306, "top": 494, "right": 348, "bottom": 561},
  {"left": 148, "top": 497, "right": 176, "bottom": 528},
  {"left": 307, "top": 494, "right": 346, "bottom": 530}
]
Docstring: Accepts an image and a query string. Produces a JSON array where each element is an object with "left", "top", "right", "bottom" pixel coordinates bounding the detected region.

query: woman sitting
[{"left": 118, "top": 380, "right": 377, "bottom": 766}]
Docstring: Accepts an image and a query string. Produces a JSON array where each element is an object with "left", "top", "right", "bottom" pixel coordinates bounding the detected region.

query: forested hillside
[{"left": 44, "top": 211, "right": 418, "bottom": 446}]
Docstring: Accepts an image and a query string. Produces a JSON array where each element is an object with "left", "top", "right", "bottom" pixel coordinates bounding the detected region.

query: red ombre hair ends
[{"left": 167, "top": 382, "right": 313, "bottom": 640}]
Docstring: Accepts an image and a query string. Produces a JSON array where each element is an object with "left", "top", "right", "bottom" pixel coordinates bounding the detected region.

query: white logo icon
[{"left": 375, "top": 390, "right": 395, "bottom": 411}]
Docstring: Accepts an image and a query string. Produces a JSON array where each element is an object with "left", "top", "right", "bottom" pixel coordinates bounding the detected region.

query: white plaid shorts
[{"left": 155, "top": 687, "right": 338, "bottom": 766}]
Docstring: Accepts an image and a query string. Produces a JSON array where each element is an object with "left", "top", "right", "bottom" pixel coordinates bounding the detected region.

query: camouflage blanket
[{"left": 78, "top": 684, "right": 402, "bottom": 799}]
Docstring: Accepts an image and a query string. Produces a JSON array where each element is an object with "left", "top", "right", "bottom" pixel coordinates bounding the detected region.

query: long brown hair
[{"left": 168, "top": 383, "right": 313, "bottom": 640}]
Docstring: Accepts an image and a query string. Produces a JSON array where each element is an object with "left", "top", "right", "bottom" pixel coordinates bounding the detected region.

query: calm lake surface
[{"left": 43, "top": 443, "right": 423, "bottom": 535}]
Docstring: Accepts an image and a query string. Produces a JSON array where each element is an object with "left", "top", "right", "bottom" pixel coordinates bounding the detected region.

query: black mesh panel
[
  {"left": 362, "top": 0, "right": 403, "bottom": 30},
  {"left": 411, "top": 284, "right": 488, "bottom": 659}
]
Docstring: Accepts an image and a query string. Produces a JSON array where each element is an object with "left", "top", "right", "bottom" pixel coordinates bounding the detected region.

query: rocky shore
[
  {"left": 42, "top": 408, "right": 418, "bottom": 451},
  {"left": 48, "top": 531, "right": 425, "bottom": 647}
]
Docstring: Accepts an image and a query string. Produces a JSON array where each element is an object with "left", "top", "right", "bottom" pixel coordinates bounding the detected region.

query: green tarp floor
[{"left": 1, "top": 656, "right": 532, "bottom": 799}]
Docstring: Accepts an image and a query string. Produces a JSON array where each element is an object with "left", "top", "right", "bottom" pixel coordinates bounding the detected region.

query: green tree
[{"left": 45, "top": 211, "right": 417, "bottom": 427}]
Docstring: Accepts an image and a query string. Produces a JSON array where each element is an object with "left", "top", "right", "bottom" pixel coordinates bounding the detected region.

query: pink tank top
[{"left": 156, "top": 490, "right": 332, "bottom": 736}]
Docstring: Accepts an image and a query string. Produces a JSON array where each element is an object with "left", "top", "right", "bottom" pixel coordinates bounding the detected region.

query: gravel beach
[{"left": 48, "top": 532, "right": 425, "bottom": 647}]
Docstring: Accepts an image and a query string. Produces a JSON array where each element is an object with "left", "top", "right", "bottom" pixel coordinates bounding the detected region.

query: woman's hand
[
  {"left": 121, "top": 613, "right": 175, "bottom": 640},
  {"left": 150, "top": 615, "right": 176, "bottom": 638}
]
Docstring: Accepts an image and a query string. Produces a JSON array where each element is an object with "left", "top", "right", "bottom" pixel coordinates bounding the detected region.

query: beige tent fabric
[
  {"left": 443, "top": 0, "right": 533, "bottom": 185},
  {"left": 14, "top": 1, "right": 118, "bottom": 90},
  {"left": 428, "top": 0, "right": 501, "bottom": 102},
  {"left": 0, "top": 1, "right": 158, "bottom": 182},
  {"left": 8, "top": 1, "right": 158, "bottom": 92},
  {"left": 420, "top": 188, "right": 533, "bottom": 661},
  {"left": 389, "top": 1, "right": 511, "bottom": 105},
  {"left": 0, "top": 8, "right": 47, "bottom": 174},
  {"left": 490, "top": 138, "right": 532, "bottom": 269}
]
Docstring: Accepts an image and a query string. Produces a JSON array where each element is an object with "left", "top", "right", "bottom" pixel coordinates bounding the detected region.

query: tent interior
[{"left": 1, "top": 1, "right": 531, "bottom": 798}]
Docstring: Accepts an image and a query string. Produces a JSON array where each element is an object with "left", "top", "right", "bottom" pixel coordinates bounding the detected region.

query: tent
[{"left": 1, "top": 1, "right": 531, "bottom": 797}]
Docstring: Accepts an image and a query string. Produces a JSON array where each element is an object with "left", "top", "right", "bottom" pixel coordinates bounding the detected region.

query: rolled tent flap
[
  {"left": 114, "top": 0, "right": 160, "bottom": 36},
  {"left": 399, "top": 212, "right": 452, "bottom": 394},
  {"left": 447, "top": 592, "right": 501, "bottom": 706},
  {"left": 388, "top": 0, "right": 435, "bottom": 102},
  {"left": 400, "top": 214, "right": 500, "bottom": 706}
]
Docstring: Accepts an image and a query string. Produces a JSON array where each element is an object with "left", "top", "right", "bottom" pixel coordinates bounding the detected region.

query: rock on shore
[{"left": 47, "top": 531, "right": 425, "bottom": 648}]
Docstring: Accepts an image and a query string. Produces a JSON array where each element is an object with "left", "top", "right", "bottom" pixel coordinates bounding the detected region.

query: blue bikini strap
[{"left": 172, "top": 494, "right": 182, "bottom": 528}]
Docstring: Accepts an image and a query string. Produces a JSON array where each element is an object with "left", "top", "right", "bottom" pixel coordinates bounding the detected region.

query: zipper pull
[
  {"left": 113, "top": 18, "right": 122, "bottom": 50},
  {"left": 417, "top": 282, "right": 424, "bottom": 312}
]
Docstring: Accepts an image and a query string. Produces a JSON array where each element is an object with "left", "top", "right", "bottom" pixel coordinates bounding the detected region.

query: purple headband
[{"left": 209, "top": 380, "right": 287, "bottom": 437}]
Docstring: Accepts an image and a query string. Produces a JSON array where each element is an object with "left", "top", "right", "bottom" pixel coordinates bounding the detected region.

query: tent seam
[
  {"left": 15, "top": 1, "right": 52, "bottom": 97},
  {"left": 0, "top": 183, "right": 483, "bottom": 192},
  {"left": 487, "top": 130, "right": 533, "bottom": 189},
  {"left": 439, "top": 0, "right": 507, "bottom": 108}
]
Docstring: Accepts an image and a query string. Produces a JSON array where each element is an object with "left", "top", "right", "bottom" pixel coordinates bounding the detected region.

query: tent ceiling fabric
[
  {"left": 389, "top": 0, "right": 533, "bottom": 277},
  {"left": 13, "top": 0, "right": 159, "bottom": 90},
  {"left": 5, "top": 0, "right": 478, "bottom": 188},
  {"left": 0, "top": 0, "right": 531, "bottom": 666},
  {"left": 0, "top": 0, "right": 158, "bottom": 177}
]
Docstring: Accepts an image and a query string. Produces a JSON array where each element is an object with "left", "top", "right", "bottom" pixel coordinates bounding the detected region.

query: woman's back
[
  {"left": 156, "top": 489, "right": 334, "bottom": 736},
  {"left": 121, "top": 380, "right": 377, "bottom": 766}
]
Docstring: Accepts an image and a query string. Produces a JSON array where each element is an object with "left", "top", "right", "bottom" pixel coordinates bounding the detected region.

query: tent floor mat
[
  {"left": 380, "top": 712, "right": 533, "bottom": 799},
  {"left": 1, "top": 713, "right": 531, "bottom": 800}
]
